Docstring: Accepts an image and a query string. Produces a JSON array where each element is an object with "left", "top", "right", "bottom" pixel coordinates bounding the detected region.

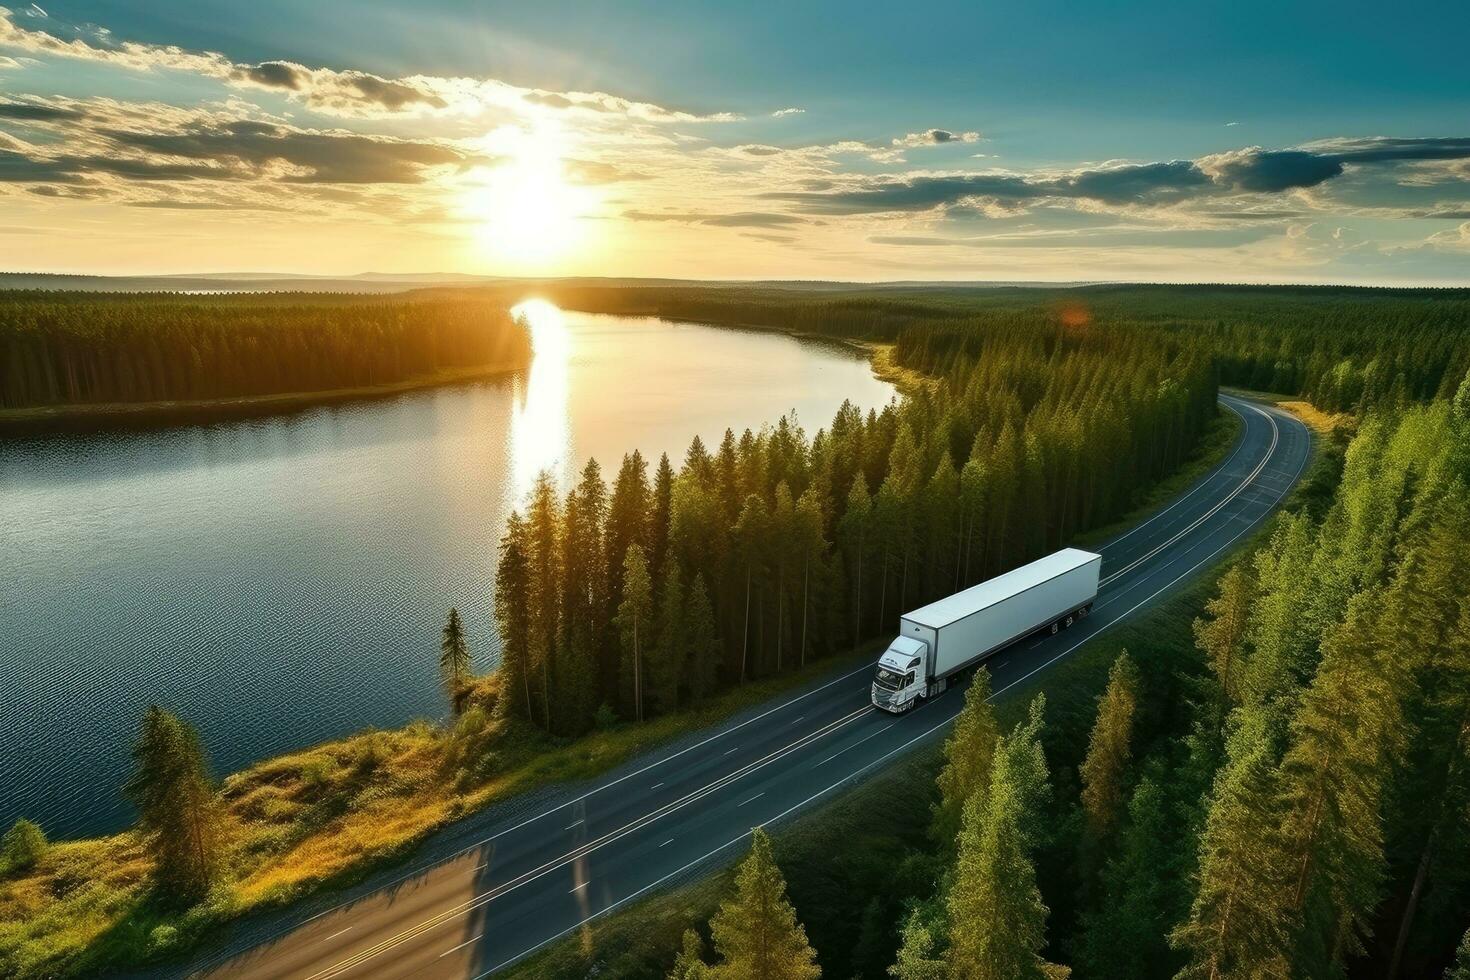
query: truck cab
[{"left": 870, "top": 636, "right": 929, "bottom": 712}]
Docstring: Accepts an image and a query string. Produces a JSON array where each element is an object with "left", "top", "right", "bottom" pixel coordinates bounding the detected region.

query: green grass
[{"left": 0, "top": 650, "right": 878, "bottom": 979}]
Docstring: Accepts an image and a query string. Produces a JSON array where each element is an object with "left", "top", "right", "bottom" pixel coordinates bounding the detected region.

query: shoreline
[{"left": 0, "top": 360, "right": 529, "bottom": 435}]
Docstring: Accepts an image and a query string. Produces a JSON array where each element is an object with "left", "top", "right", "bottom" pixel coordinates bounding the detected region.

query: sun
[{"left": 461, "top": 127, "right": 598, "bottom": 268}]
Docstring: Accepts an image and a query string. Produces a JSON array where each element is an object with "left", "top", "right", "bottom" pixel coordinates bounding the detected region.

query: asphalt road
[{"left": 177, "top": 393, "right": 1310, "bottom": 980}]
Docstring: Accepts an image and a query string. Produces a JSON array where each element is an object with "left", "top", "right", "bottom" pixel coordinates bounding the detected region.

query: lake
[{"left": 0, "top": 301, "right": 895, "bottom": 839}]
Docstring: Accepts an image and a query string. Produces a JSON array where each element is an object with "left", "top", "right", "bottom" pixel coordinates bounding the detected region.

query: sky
[{"left": 1, "top": 0, "right": 1468, "bottom": 283}]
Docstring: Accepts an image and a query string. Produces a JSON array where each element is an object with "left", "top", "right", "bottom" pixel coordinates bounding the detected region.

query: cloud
[
  {"left": 892, "top": 128, "right": 981, "bottom": 148},
  {"left": 0, "top": 98, "right": 84, "bottom": 121},
  {"left": 767, "top": 138, "right": 1470, "bottom": 215},
  {"left": 624, "top": 209, "right": 806, "bottom": 228},
  {"left": 772, "top": 107, "right": 804, "bottom": 117},
  {"left": 0, "top": 109, "right": 485, "bottom": 188},
  {"left": 0, "top": 7, "right": 735, "bottom": 123}
]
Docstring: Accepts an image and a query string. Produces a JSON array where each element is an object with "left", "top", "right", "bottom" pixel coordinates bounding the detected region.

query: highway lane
[{"left": 178, "top": 393, "right": 1310, "bottom": 980}]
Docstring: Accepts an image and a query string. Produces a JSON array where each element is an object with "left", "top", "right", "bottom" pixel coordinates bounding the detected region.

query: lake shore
[{"left": 0, "top": 359, "right": 529, "bottom": 435}]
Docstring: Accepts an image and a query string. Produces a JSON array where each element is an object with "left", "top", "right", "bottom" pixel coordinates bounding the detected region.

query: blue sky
[{"left": 2, "top": 0, "right": 1468, "bottom": 281}]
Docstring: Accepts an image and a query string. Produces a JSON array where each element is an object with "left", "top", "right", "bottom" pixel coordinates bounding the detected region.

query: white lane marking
[
  {"left": 1101, "top": 398, "right": 1249, "bottom": 551},
  {"left": 650, "top": 782, "right": 664, "bottom": 790},
  {"left": 322, "top": 927, "right": 352, "bottom": 943},
  {"left": 301, "top": 704, "right": 875, "bottom": 980},
  {"left": 816, "top": 723, "right": 894, "bottom": 766},
  {"left": 737, "top": 792, "right": 765, "bottom": 808},
  {"left": 473, "top": 406, "right": 1312, "bottom": 979},
  {"left": 724, "top": 746, "right": 740, "bottom": 756},
  {"left": 564, "top": 819, "right": 583, "bottom": 831},
  {"left": 236, "top": 656, "right": 883, "bottom": 952},
  {"left": 660, "top": 839, "right": 674, "bottom": 847},
  {"left": 1100, "top": 401, "right": 1278, "bottom": 588},
  {"left": 440, "top": 934, "right": 481, "bottom": 958},
  {"left": 790, "top": 716, "right": 805, "bottom": 725},
  {"left": 1105, "top": 396, "right": 1252, "bottom": 552},
  {"left": 474, "top": 861, "right": 489, "bottom": 871},
  {"left": 570, "top": 881, "right": 589, "bottom": 893}
]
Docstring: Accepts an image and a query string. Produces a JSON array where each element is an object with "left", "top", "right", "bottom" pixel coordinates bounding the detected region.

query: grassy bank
[{"left": 0, "top": 650, "right": 871, "bottom": 979}]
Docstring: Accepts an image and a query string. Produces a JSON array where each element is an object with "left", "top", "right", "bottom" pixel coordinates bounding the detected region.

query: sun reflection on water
[{"left": 508, "top": 299, "right": 572, "bottom": 506}]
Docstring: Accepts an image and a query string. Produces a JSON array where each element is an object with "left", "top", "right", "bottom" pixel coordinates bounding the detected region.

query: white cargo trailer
[{"left": 871, "top": 548, "right": 1101, "bottom": 713}]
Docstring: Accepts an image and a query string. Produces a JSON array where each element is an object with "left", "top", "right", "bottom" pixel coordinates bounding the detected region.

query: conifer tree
[
  {"left": 1077, "top": 777, "right": 1179, "bottom": 980},
  {"left": 124, "top": 706, "right": 222, "bottom": 903},
  {"left": 493, "top": 511, "right": 535, "bottom": 721},
  {"left": 684, "top": 573, "right": 722, "bottom": 701},
  {"left": 439, "top": 607, "right": 472, "bottom": 715},
  {"left": 1193, "top": 565, "right": 1254, "bottom": 705},
  {"left": 526, "top": 471, "right": 563, "bottom": 731},
  {"left": 1080, "top": 652, "right": 1140, "bottom": 843},
  {"left": 934, "top": 669, "right": 1000, "bottom": 847},
  {"left": 616, "top": 544, "right": 653, "bottom": 722},
  {"left": 1445, "top": 928, "right": 1470, "bottom": 980},
  {"left": 889, "top": 910, "right": 948, "bottom": 980},
  {"left": 839, "top": 476, "right": 872, "bottom": 648},
  {"left": 670, "top": 928, "right": 712, "bottom": 979},
  {"left": 651, "top": 560, "right": 685, "bottom": 715},
  {"left": 709, "top": 828, "right": 821, "bottom": 980},
  {"left": 734, "top": 494, "right": 769, "bottom": 682},
  {"left": 946, "top": 700, "right": 1062, "bottom": 980},
  {"left": 1171, "top": 710, "right": 1293, "bottom": 979}
]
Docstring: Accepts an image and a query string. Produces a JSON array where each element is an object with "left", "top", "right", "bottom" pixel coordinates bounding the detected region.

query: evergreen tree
[
  {"left": 889, "top": 910, "right": 948, "bottom": 980},
  {"left": 123, "top": 706, "right": 222, "bottom": 903},
  {"left": 493, "top": 511, "right": 535, "bottom": 722},
  {"left": 933, "top": 669, "right": 1000, "bottom": 847},
  {"left": 684, "top": 573, "right": 722, "bottom": 701},
  {"left": 439, "top": 607, "right": 472, "bottom": 715},
  {"left": 709, "top": 828, "right": 821, "bottom": 980},
  {"left": 670, "top": 928, "right": 713, "bottom": 979},
  {"left": 1080, "top": 652, "right": 1140, "bottom": 844},
  {"left": 616, "top": 544, "right": 654, "bottom": 722},
  {"left": 839, "top": 476, "right": 872, "bottom": 648},
  {"left": 1, "top": 818, "right": 47, "bottom": 875},
  {"left": 1445, "top": 927, "right": 1470, "bottom": 980},
  {"left": 734, "top": 494, "right": 769, "bottom": 682},
  {"left": 1193, "top": 565, "right": 1254, "bottom": 706},
  {"left": 1171, "top": 710, "right": 1293, "bottom": 979},
  {"left": 526, "top": 471, "right": 563, "bottom": 731},
  {"left": 1077, "top": 777, "right": 1179, "bottom": 980},
  {"left": 651, "top": 560, "right": 685, "bottom": 715},
  {"left": 946, "top": 700, "right": 1062, "bottom": 980}
]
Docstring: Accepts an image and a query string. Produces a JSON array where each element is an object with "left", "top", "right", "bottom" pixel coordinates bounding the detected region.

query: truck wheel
[
  {"left": 1064, "top": 615, "right": 1075, "bottom": 628},
  {"left": 1050, "top": 622, "right": 1060, "bottom": 635}
]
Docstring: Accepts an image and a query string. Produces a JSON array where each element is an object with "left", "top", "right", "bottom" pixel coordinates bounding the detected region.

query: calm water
[{"left": 0, "top": 302, "right": 894, "bottom": 839}]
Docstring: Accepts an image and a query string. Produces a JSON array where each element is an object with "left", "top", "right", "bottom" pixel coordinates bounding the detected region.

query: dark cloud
[
  {"left": 340, "top": 73, "right": 447, "bottom": 112},
  {"left": 624, "top": 209, "right": 806, "bottom": 228},
  {"left": 0, "top": 119, "right": 482, "bottom": 187},
  {"left": 239, "top": 61, "right": 306, "bottom": 91},
  {"left": 1198, "top": 149, "right": 1342, "bottom": 192},
  {"left": 770, "top": 137, "right": 1470, "bottom": 215},
  {"left": 0, "top": 100, "right": 85, "bottom": 121},
  {"left": 99, "top": 120, "right": 479, "bottom": 183}
]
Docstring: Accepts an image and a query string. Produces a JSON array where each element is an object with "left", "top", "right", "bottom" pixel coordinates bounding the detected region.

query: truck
[{"left": 870, "top": 547, "right": 1102, "bottom": 713}]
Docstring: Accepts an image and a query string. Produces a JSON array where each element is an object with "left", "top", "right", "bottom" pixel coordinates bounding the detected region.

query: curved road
[{"left": 176, "top": 393, "right": 1310, "bottom": 980}]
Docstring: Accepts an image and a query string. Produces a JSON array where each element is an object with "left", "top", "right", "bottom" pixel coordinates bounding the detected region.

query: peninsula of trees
[{"left": 0, "top": 291, "right": 532, "bottom": 413}]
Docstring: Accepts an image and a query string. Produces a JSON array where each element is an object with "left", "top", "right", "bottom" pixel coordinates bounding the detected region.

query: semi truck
[{"left": 870, "top": 548, "right": 1102, "bottom": 713}]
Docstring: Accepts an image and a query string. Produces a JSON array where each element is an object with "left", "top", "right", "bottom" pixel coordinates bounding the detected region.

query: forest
[
  {"left": 0, "top": 291, "right": 531, "bottom": 409},
  {"left": 569, "top": 383, "right": 1470, "bottom": 979},
  {"left": 488, "top": 310, "right": 1216, "bottom": 736}
]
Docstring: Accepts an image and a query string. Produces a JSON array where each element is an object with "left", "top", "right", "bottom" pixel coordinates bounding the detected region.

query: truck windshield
[{"left": 874, "top": 667, "right": 910, "bottom": 690}]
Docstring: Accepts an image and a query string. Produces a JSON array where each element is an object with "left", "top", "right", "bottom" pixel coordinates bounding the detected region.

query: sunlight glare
[
  {"left": 462, "top": 127, "right": 596, "bottom": 268},
  {"left": 507, "top": 299, "right": 573, "bottom": 504}
]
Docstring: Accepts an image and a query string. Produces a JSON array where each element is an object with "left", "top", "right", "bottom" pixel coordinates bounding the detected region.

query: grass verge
[{"left": 0, "top": 651, "right": 872, "bottom": 979}]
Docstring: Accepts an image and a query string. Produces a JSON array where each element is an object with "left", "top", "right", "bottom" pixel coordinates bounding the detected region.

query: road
[{"left": 177, "top": 393, "right": 1310, "bottom": 980}]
